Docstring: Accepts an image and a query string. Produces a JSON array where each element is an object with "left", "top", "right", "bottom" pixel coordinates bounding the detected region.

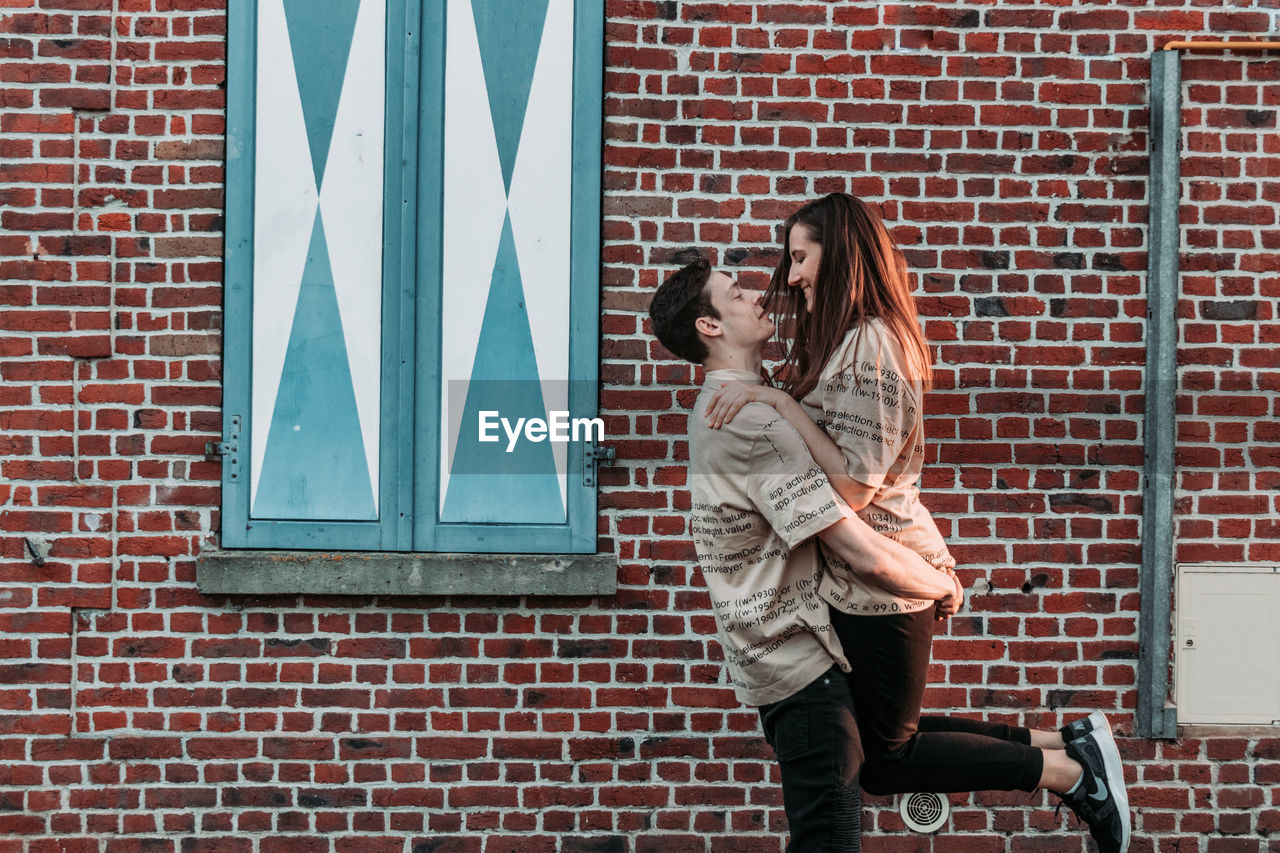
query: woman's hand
[
  {"left": 705, "top": 381, "right": 786, "bottom": 429},
  {"left": 934, "top": 570, "right": 964, "bottom": 620}
]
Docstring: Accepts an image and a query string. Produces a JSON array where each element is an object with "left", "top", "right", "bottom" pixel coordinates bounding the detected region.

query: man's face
[{"left": 704, "top": 270, "right": 775, "bottom": 349}]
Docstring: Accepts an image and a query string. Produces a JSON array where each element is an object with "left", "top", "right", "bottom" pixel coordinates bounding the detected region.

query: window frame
[{"left": 219, "top": 0, "right": 604, "bottom": 557}]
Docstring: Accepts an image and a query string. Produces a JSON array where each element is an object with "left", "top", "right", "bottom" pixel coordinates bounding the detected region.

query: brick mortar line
[
  {"left": 70, "top": 606, "right": 81, "bottom": 738},
  {"left": 109, "top": 0, "right": 119, "bottom": 112},
  {"left": 55, "top": 0, "right": 128, "bottom": 741},
  {"left": 108, "top": 470, "right": 118, "bottom": 616}
]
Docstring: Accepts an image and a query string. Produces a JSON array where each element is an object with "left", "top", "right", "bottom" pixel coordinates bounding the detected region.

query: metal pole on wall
[
  {"left": 1138, "top": 47, "right": 1181, "bottom": 740},
  {"left": 1139, "top": 38, "right": 1280, "bottom": 739}
]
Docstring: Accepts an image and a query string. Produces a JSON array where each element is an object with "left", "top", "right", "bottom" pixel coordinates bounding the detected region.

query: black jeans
[
  {"left": 831, "top": 608, "right": 1044, "bottom": 796},
  {"left": 758, "top": 666, "right": 862, "bottom": 852}
]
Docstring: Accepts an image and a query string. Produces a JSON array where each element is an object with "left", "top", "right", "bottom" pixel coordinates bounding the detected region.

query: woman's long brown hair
[{"left": 763, "top": 193, "right": 933, "bottom": 399}]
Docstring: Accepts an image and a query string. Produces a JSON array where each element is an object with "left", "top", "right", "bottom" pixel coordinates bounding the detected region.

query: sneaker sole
[{"left": 1087, "top": 714, "right": 1130, "bottom": 853}]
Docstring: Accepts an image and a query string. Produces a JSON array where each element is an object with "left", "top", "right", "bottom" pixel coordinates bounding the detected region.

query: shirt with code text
[
  {"left": 688, "top": 368, "right": 852, "bottom": 706},
  {"left": 801, "top": 320, "right": 955, "bottom": 616}
]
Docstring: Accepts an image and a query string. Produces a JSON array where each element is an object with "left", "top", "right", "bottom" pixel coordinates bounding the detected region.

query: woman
[{"left": 705, "top": 193, "right": 1130, "bottom": 852}]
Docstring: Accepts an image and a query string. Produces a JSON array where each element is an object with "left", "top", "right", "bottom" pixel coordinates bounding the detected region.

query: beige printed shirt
[
  {"left": 689, "top": 369, "right": 852, "bottom": 706},
  {"left": 801, "top": 320, "right": 955, "bottom": 616}
]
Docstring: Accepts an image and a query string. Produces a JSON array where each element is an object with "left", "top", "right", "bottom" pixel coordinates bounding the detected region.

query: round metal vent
[{"left": 900, "top": 791, "right": 949, "bottom": 833}]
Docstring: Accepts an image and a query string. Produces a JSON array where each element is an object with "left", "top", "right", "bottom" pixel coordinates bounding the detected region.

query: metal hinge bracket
[
  {"left": 205, "top": 414, "right": 243, "bottom": 479},
  {"left": 583, "top": 442, "right": 616, "bottom": 488}
]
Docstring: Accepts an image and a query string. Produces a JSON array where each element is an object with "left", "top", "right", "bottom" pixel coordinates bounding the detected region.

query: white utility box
[{"left": 1175, "top": 564, "right": 1280, "bottom": 725}]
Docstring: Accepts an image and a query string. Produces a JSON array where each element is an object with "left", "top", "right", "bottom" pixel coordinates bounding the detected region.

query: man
[
  {"left": 649, "top": 256, "right": 1130, "bottom": 853},
  {"left": 649, "top": 257, "right": 959, "bottom": 850}
]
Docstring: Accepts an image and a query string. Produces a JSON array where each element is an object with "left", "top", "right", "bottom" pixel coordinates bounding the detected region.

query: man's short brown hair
[{"left": 648, "top": 255, "right": 717, "bottom": 364}]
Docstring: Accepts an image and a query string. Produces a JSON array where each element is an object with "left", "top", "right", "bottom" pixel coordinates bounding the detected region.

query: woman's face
[{"left": 786, "top": 225, "right": 822, "bottom": 313}]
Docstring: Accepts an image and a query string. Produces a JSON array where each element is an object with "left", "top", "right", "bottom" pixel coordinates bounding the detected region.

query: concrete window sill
[
  {"left": 196, "top": 550, "right": 618, "bottom": 597},
  {"left": 1175, "top": 724, "right": 1279, "bottom": 738}
]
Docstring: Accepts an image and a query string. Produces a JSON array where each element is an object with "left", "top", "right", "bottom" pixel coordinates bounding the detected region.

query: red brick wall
[
  {"left": 2, "top": 1, "right": 1279, "bottom": 851},
  {"left": 1175, "top": 53, "right": 1279, "bottom": 568}
]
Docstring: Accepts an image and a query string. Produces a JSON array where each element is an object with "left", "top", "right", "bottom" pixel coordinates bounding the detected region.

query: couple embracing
[{"left": 648, "top": 193, "right": 1131, "bottom": 852}]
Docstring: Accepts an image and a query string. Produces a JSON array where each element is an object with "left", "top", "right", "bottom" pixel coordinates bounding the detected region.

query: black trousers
[
  {"left": 758, "top": 666, "right": 862, "bottom": 853},
  {"left": 832, "top": 608, "right": 1044, "bottom": 797},
  {"left": 759, "top": 611, "right": 1045, "bottom": 852}
]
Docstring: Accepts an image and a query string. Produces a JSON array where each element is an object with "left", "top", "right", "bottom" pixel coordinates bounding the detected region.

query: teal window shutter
[
  {"left": 222, "top": 0, "right": 602, "bottom": 554},
  {"left": 413, "top": 0, "right": 603, "bottom": 553}
]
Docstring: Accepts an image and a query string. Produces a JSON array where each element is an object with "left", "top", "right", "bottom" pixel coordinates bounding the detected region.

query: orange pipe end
[{"left": 1163, "top": 40, "right": 1280, "bottom": 51}]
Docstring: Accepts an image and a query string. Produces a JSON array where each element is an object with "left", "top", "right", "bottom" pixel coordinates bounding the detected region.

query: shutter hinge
[
  {"left": 205, "top": 414, "right": 243, "bottom": 479},
  {"left": 582, "top": 442, "right": 616, "bottom": 488}
]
